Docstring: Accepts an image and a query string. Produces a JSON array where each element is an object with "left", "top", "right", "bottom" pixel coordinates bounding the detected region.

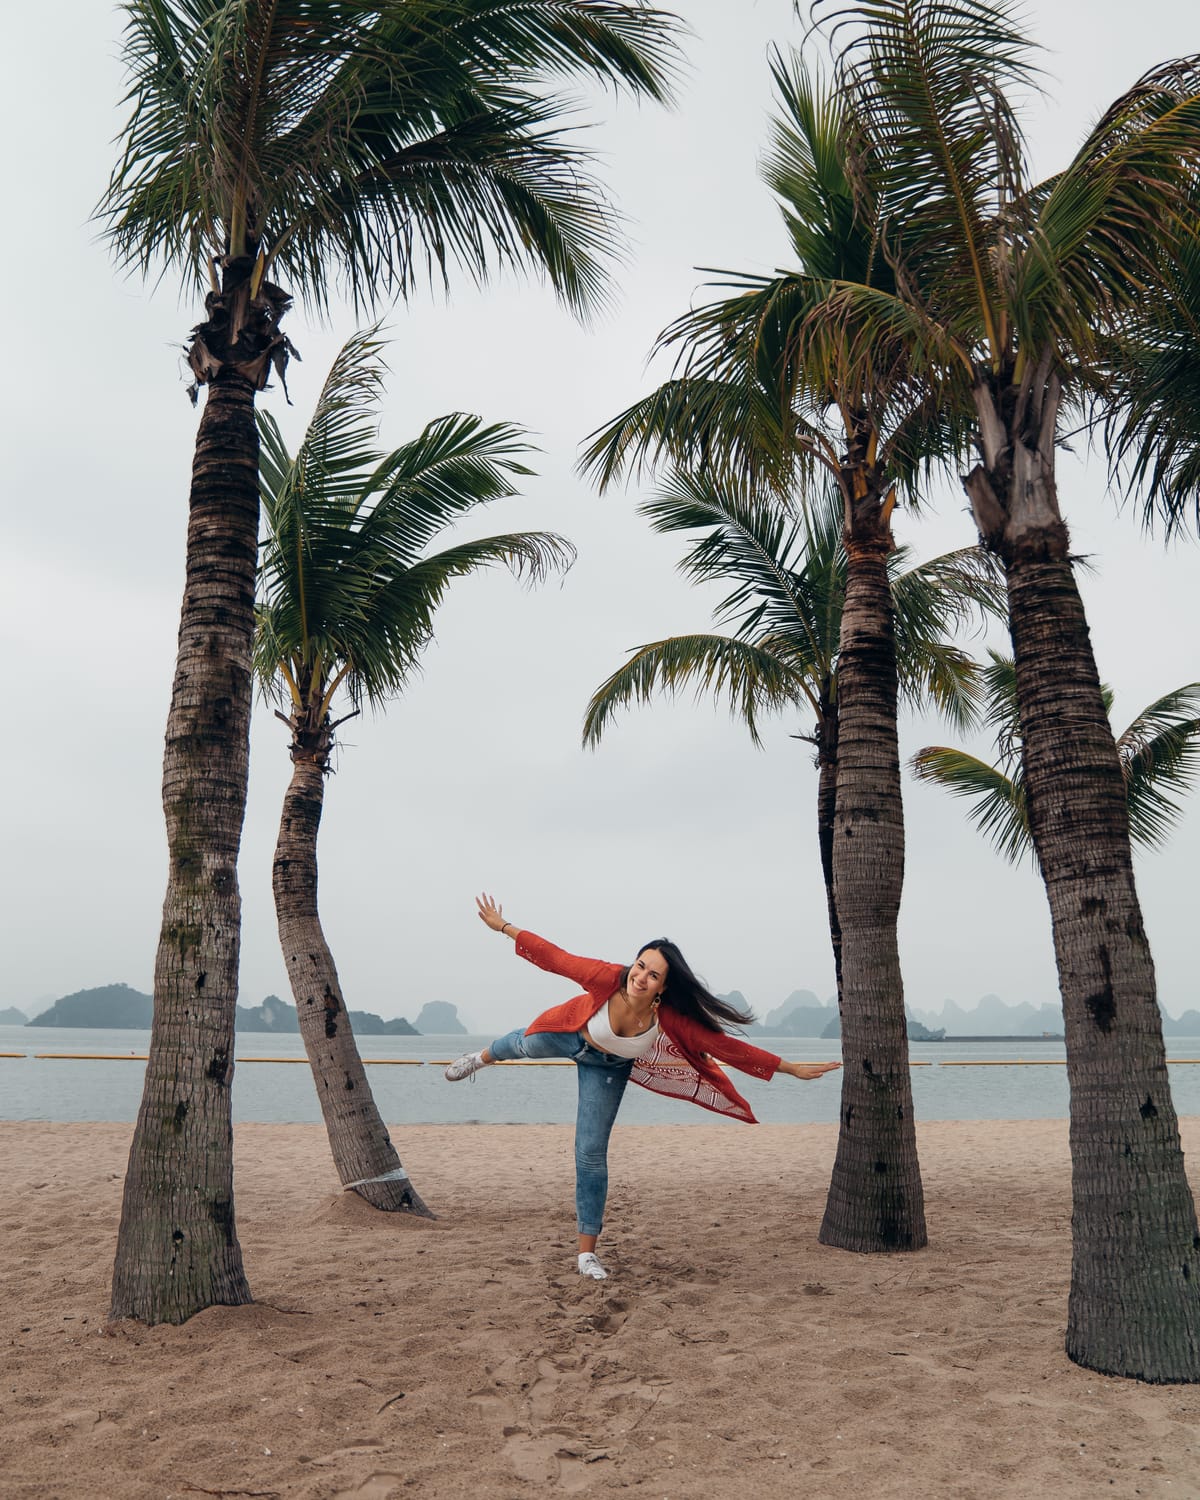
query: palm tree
[
  {"left": 255, "top": 330, "right": 572, "bottom": 1218},
  {"left": 912, "top": 655, "right": 1200, "bottom": 865},
  {"left": 583, "top": 54, "right": 981, "bottom": 1253},
  {"left": 585, "top": 479, "right": 1002, "bottom": 1004},
  {"left": 811, "top": 0, "right": 1200, "bottom": 1377},
  {"left": 101, "top": 0, "right": 681, "bottom": 1325}
]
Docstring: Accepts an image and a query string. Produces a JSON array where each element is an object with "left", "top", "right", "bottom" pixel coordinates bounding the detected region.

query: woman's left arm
[
  {"left": 776, "top": 1058, "right": 842, "bottom": 1081},
  {"left": 685, "top": 1024, "right": 781, "bottom": 1080},
  {"left": 692, "top": 1023, "right": 841, "bottom": 1082}
]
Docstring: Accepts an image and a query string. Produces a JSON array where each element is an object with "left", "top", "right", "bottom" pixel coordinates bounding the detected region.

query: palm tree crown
[
  {"left": 102, "top": 1, "right": 683, "bottom": 318},
  {"left": 805, "top": 1, "right": 1200, "bottom": 449},
  {"left": 581, "top": 48, "right": 975, "bottom": 509},
  {"left": 255, "top": 328, "right": 574, "bottom": 740}
]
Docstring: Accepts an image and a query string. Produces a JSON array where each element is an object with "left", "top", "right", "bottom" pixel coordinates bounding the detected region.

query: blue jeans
[{"left": 489, "top": 1027, "right": 632, "bottom": 1236}]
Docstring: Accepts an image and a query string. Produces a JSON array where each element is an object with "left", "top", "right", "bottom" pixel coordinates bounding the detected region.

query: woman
[{"left": 445, "top": 893, "right": 841, "bottom": 1280}]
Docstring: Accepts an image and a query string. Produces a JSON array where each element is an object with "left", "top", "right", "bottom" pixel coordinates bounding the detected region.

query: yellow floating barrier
[
  {"left": 0, "top": 1052, "right": 27, "bottom": 1058},
  {"left": 939, "top": 1059, "right": 1064, "bottom": 1067},
  {"left": 939, "top": 1058, "right": 1200, "bottom": 1066},
  {"left": 39, "top": 1053, "right": 1200, "bottom": 1069},
  {"left": 34, "top": 1052, "right": 148, "bottom": 1061}
]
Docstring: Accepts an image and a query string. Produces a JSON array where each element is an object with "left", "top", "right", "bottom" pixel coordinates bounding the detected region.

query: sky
[{"left": 1, "top": 0, "right": 1197, "bottom": 1035}]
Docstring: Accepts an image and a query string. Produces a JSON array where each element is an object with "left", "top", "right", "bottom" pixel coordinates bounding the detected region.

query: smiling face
[{"left": 627, "top": 947, "right": 668, "bottom": 1004}]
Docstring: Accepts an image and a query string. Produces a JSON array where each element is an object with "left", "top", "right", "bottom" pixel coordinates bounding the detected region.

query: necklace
[{"left": 619, "top": 988, "right": 659, "bottom": 1030}]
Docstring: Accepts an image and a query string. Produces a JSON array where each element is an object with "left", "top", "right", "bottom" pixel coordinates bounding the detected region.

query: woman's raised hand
[
  {"left": 476, "top": 892, "right": 509, "bottom": 932},
  {"left": 779, "top": 1059, "right": 842, "bottom": 1081}
]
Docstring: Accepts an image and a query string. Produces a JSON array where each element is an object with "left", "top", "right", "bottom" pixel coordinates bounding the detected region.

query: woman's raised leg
[
  {"left": 573, "top": 1056, "right": 631, "bottom": 1276},
  {"left": 444, "top": 1027, "right": 578, "bottom": 1081},
  {"left": 488, "top": 1028, "right": 580, "bottom": 1063}
]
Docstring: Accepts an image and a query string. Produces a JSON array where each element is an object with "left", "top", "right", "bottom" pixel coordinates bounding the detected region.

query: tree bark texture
[
  {"left": 273, "top": 735, "right": 433, "bottom": 1217},
  {"left": 815, "top": 706, "right": 844, "bottom": 1006},
  {"left": 819, "top": 517, "right": 926, "bottom": 1253},
  {"left": 110, "top": 374, "right": 258, "bottom": 1323},
  {"left": 965, "top": 366, "right": 1200, "bottom": 1381}
]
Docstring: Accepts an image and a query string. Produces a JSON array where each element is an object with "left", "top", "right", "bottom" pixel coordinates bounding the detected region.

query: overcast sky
[{"left": 2, "top": 0, "right": 1197, "bottom": 1034}]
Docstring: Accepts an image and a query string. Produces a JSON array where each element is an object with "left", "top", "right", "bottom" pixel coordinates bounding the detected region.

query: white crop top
[{"left": 588, "top": 998, "right": 660, "bottom": 1059}]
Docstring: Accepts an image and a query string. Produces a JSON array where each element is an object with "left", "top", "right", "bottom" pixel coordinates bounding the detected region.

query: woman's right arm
[
  {"left": 476, "top": 891, "right": 517, "bottom": 938},
  {"left": 475, "top": 893, "right": 622, "bottom": 993}
]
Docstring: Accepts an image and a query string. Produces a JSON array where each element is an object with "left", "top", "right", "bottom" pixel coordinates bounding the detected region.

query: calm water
[{"left": 6, "top": 1024, "right": 1200, "bottom": 1125}]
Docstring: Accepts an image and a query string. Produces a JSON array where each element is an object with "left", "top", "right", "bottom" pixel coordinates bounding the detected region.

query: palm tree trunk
[
  {"left": 965, "top": 364, "right": 1200, "bottom": 1379},
  {"left": 273, "top": 736, "right": 433, "bottom": 1216},
  {"left": 816, "top": 707, "right": 843, "bottom": 1004},
  {"left": 819, "top": 512, "right": 926, "bottom": 1253},
  {"left": 110, "top": 372, "right": 258, "bottom": 1324},
  {"left": 1002, "top": 538, "right": 1200, "bottom": 1379}
]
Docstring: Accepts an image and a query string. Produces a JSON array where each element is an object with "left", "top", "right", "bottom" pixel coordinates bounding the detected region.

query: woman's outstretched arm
[
  {"left": 476, "top": 891, "right": 517, "bottom": 937},
  {"left": 776, "top": 1059, "right": 841, "bottom": 1081},
  {"left": 475, "top": 892, "right": 624, "bottom": 994}
]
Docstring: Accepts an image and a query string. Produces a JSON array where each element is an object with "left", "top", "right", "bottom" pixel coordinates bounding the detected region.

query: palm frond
[
  {"left": 899, "top": 640, "right": 984, "bottom": 732},
  {"left": 255, "top": 331, "right": 570, "bottom": 720},
  {"left": 1017, "top": 59, "right": 1200, "bottom": 355},
  {"left": 332, "top": 531, "right": 576, "bottom": 709},
  {"left": 583, "top": 634, "right": 815, "bottom": 749},
  {"left": 360, "top": 412, "right": 537, "bottom": 563},
  {"left": 889, "top": 545, "right": 1004, "bottom": 730},
  {"left": 578, "top": 373, "right": 791, "bottom": 492},
  {"left": 909, "top": 745, "right": 1033, "bottom": 865},
  {"left": 889, "top": 543, "right": 1006, "bottom": 639},
  {"left": 1102, "top": 191, "right": 1200, "bottom": 537},
  {"left": 815, "top": 0, "right": 1040, "bottom": 361},
  {"left": 763, "top": 48, "right": 876, "bottom": 285},
  {"left": 1118, "top": 683, "right": 1200, "bottom": 849},
  {"left": 912, "top": 658, "right": 1200, "bottom": 862},
  {"left": 638, "top": 471, "right": 820, "bottom": 643},
  {"left": 259, "top": 325, "right": 389, "bottom": 528}
]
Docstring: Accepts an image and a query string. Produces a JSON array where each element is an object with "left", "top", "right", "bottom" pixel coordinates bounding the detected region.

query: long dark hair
[{"left": 625, "top": 939, "right": 755, "bottom": 1033}]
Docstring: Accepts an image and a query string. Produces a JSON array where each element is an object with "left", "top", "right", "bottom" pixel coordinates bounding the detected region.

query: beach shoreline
[{"left": 3, "top": 1118, "right": 1198, "bottom": 1499}]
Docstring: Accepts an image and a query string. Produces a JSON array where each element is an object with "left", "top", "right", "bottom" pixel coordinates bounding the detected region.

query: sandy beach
[{"left": 3, "top": 1118, "right": 1199, "bottom": 1500}]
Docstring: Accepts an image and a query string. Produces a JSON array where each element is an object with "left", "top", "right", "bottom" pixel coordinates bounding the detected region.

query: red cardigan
[{"left": 515, "top": 930, "right": 781, "bottom": 1124}]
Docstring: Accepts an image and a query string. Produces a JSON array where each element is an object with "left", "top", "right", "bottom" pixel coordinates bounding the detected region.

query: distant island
[
  {"left": 740, "top": 990, "right": 940, "bottom": 1040},
  {"left": 16, "top": 983, "right": 470, "bottom": 1036},
  {"left": 414, "top": 1001, "right": 468, "bottom": 1035},
  {"left": 8, "top": 981, "right": 1197, "bottom": 1038},
  {"left": 730, "top": 988, "right": 1200, "bottom": 1039}
]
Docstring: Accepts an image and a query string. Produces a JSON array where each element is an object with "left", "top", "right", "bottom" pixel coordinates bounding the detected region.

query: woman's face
[{"left": 627, "top": 947, "right": 668, "bottom": 1003}]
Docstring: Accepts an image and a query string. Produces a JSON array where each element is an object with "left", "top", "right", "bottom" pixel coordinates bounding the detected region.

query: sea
[{"left": 6, "top": 1024, "right": 1200, "bottom": 1126}]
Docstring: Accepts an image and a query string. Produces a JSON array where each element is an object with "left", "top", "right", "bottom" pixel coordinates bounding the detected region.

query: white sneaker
[
  {"left": 444, "top": 1050, "right": 488, "bottom": 1082},
  {"left": 578, "top": 1252, "right": 608, "bottom": 1280}
]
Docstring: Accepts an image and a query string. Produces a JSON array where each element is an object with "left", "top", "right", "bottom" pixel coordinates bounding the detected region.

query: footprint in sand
[
  {"left": 501, "top": 1428, "right": 613, "bottom": 1491},
  {"left": 330, "top": 1474, "right": 405, "bottom": 1500}
]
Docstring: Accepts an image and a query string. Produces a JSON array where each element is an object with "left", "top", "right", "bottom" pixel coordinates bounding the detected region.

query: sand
[{"left": 3, "top": 1118, "right": 1200, "bottom": 1500}]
